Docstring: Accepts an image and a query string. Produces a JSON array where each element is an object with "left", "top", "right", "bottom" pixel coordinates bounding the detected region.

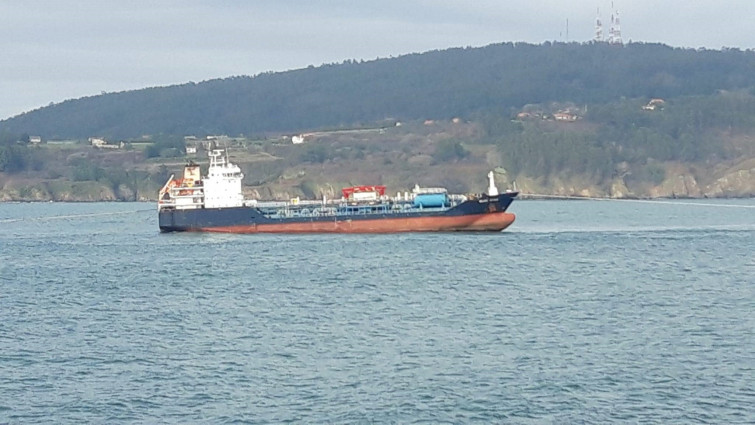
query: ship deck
[{"left": 254, "top": 200, "right": 454, "bottom": 220}]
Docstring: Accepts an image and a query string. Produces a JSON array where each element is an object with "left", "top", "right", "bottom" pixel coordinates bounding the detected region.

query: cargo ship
[{"left": 158, "top": 149, "right": 517, "bottom": 233}]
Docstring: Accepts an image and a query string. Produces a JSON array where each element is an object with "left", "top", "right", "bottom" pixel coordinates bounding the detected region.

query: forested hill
[{"left": 3, "top": 42, "right": 755, "bottom": 139}]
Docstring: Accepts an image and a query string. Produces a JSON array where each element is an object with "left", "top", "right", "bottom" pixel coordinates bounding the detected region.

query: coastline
[{"left": 2, "top": 194, "right": 753, "bottom": 203}]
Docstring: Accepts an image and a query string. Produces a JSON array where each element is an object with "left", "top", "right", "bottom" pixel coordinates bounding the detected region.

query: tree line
[
  {"left": 478, "top": 90, "right": 755, "bottom": 183},
  {"left": 3, "top": 42, "right": 755, "bottom": 139}
]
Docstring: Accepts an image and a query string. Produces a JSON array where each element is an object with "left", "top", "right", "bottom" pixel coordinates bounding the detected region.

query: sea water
[{"left": 1, "top": 200, "right": 753, "bottom": 424}]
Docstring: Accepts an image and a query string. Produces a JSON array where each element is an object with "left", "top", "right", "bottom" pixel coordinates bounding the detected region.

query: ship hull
[{"left": 159, "top": 193, "right": 517, "bottom": 234}]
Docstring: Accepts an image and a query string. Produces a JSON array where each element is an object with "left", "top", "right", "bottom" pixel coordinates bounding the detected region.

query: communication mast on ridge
[
  {"left": 594, "top": 8, "right": 603, "bottom": 42},
  {"left": 608, "top": 2, "right": 623, "bottom": 45}
]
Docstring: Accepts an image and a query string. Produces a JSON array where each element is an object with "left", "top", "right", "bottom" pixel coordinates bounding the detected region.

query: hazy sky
[{"left": 1, "top": 0, "right": 754, "bottom": 120}]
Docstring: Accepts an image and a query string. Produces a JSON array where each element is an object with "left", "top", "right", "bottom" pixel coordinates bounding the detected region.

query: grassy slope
[{"left": 2, "top": 121, "right": 754, "bottom": 201}]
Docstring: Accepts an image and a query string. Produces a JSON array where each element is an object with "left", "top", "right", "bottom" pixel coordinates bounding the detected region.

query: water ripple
[{"left": 1, "top": 201, "right": 753, "bottom": 423}]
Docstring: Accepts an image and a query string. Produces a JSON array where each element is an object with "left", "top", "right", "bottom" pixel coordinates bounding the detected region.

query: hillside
[
  {"left": 1, "top": 42, "right": 755, "bottom": 200},
  {"left": 1, "top": 101, "right": 754, "bottom": 202},
  {"left": 3, "top": 42, "right": 755, "bottom": 139}
]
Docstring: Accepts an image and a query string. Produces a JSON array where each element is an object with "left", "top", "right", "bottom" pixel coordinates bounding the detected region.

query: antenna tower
[
  {"left": 594, "top": 8, "right": 603, "bottom": 42},
  {"left": 608, "top": 2, "right": 623, "bottom": 45},
  {"left": 612, "top": 9, "right": 623, "bottom": 44}
]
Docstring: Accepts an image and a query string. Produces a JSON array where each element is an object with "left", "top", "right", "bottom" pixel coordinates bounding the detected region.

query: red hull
[{"left": 198, "top": 212, "right": 516, "bottom": 234}]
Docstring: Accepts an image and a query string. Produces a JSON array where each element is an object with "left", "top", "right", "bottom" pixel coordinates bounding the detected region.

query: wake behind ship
[{"left": 158, "top": 150, "right": 517, "bottom": 233}]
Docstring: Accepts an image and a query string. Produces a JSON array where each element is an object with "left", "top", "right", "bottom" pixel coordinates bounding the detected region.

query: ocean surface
[{"left": 1, "top": 199, "right": 753, "bottom": 424}]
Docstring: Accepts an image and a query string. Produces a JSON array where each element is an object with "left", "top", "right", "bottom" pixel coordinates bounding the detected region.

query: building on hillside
[
  {"left": 89, "top": 137, "right": 107, "bottom": 147},
  {"left": 642, "top": 98, "right": 665, "bottom": 111},
  {"left": 99, "top": 141, "right": 123, "bottom": 149},
  {"left": 89, "top": 137, "right": 122, "bottom": 149},
  {"left": 553, "top": 112, "right": 580, "bottom": 122}
]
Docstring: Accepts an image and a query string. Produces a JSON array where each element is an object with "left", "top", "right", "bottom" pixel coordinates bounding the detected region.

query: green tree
[
  {"left": 433, "top": 140, "right": 469, "bottom": 163},
  {"left": 0, "top": 145, "right": 28, "bottom": 172},
  {"left": 71, "top": 159, "right": 105, "bottom": 181},
  {"left": 299, "top": 144, "right": 329, "bottom": 163},
  {"left": 144, "top": 144, "right": 160, "bottom": 158}
]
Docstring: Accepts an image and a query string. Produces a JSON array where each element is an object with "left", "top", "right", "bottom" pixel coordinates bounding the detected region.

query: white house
[{"left": 89, "top": 137, "right": 107, "bottom": 147}]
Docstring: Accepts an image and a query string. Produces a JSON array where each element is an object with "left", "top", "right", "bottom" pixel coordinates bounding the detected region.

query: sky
[{"left": 1, "top": 0, "right": 754, "bottom": 120}]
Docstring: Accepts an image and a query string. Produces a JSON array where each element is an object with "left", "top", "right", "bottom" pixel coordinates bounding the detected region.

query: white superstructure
[
  {"left": 158, "top": 149, "right": 244, "bottom": 211},
  {"left": 203, "top": 150, "right": 244, "bottom": 208}
]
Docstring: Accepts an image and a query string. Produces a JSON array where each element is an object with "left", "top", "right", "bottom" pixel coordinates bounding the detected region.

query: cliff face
[
  {"left": 0, "top": 179, "right": 152, "bottom": 202},
  {"left": 1, "top": 148, "right": 754, "bottom": 202},
  {"left": 643, "top": 160, "right": 755, "bottom": 198},
  {"left": 3, "top": 161, "right": 754, "bottom": 202},
  {"left": 703, "top": 159, "right": 755, "bottom": 197}
]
